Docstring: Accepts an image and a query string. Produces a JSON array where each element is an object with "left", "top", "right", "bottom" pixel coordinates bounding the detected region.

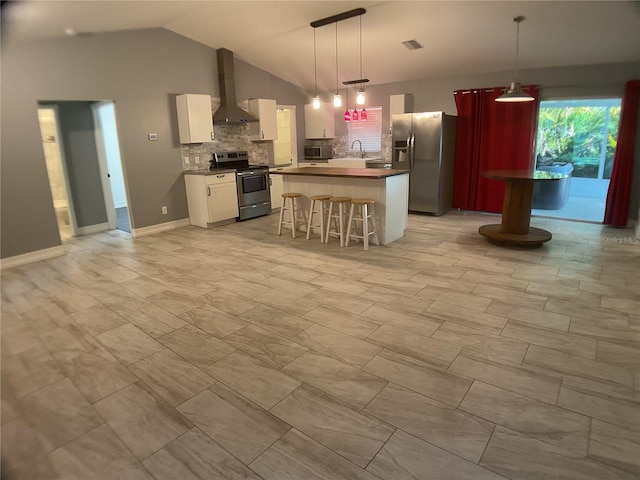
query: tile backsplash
[{"left": 181, "top": 98, "right": 273, "bottom": 171}]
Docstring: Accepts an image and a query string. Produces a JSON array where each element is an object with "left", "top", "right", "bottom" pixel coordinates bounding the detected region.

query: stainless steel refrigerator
[{"left": 392, "top": 112, "right": 457, "bottom": 215}]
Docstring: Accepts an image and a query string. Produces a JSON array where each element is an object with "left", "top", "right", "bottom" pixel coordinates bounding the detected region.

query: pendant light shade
[
  {"left": 313, "top": 95, "right": 321, "bottom": 109},
  {"left": 360, "top": 107, "right": 367, "bottom": 120},
  {"left": 344, "top": 109, "right": 351, "bottom": 122},
  {"left": 356, "top": 88, "right": 365, "bottom": 105},
  {"left": 496, "top": 81, "right": 534, "bottom": 102},
  {"left": 496, "top": 16, "right": 534, "bottom": 103},
  {"left": 352, "top": 108, "right": 359, "bottom": 121}
]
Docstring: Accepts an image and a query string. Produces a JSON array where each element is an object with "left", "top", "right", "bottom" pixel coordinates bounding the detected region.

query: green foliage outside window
[{"left": 536, "top": 104, "right": 620, "bottom": 179}]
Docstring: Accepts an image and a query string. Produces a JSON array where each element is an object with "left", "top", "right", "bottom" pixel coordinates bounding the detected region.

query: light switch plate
[{"left": 148, "top": 133, "right": 158, "bottom": 141}]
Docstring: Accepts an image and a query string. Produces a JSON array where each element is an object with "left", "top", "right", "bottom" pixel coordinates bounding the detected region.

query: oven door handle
[{"left": 237, "top": 170, "right": 267, "bottom": 177}]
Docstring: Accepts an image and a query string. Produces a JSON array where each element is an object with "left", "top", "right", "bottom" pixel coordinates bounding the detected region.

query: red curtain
[
  {"left": 453, "top": 85, "right": 539, "bottom": 213},
  {"left": 604, "top": 79, "right": 640, "bottom": 227}
]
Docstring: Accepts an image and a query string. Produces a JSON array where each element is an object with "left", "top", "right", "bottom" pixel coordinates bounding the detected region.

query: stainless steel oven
[{"left": 236, "top": 167, "right": 271, "bottom": 220}]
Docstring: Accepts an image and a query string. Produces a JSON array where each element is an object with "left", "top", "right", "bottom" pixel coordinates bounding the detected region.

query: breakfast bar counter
[{"left": 270, "top": 167, "right": 410, "bottom": 244}]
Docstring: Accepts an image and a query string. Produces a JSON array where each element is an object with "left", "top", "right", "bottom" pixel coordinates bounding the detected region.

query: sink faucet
[{"left": 350, "top": 140, "right": 365, "bottom": 158}]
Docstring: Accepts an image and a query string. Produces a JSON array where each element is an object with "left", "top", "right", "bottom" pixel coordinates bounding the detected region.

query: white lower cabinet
[
  {"left": 269, "top": 171, "right": 284, "bottom": 210},
  {"left": 185, "top": 173, "right": 239, "bottom": 227}
]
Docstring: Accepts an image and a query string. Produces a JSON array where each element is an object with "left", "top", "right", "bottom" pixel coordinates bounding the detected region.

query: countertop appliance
[
  {"left": 304, "top": 144, "right": 332, "bottom": 160},
  {"left": 392, "top": 112, "right": 456, "bottom": 216},
  {"left": 210, "top": 151, "right": 271, "bottom": 220}
]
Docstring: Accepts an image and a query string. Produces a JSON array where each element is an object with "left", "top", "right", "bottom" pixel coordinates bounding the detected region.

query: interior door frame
[{"left": 38, "top": 105, "right": 80, "bottom": 237}]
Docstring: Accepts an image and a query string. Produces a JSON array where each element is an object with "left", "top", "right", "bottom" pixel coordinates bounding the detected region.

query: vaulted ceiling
[{"left": 3, "top": 1, "right": 639, "bottom": 93}]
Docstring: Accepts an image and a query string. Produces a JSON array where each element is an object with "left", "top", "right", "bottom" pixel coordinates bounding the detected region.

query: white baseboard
[
  {"left": 132, "top": 218, "right": 190, "bottom": 238},
  {"left": 1, "top": 245, "right": 65, "bottom": 270},
  {"left": 76, "top": 223, "right": 110, "bottom": 236}
]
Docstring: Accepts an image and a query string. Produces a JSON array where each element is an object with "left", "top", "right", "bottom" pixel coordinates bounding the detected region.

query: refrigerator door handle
[{"left": 409, "top": 135, "right": 415, "bottom": 170}]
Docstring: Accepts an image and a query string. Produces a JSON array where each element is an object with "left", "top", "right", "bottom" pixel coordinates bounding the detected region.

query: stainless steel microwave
[{"left": 304, "top": 145, "right": 332, "bottom": 159}]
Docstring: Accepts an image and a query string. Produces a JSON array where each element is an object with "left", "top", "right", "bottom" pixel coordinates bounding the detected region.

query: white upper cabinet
[
  {"left": 304, "top": 103, "right": 335, "bottom": 139},
  {"left": 176, "top": 94, "right": 213, "bottom": 143},
  {"left": 248, "top": 98, "right": 277, "bottom": 141}
]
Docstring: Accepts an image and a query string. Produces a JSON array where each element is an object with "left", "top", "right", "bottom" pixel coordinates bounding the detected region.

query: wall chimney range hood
[{"left": 213, "top": 48, "right": 258, "bottom": 124}]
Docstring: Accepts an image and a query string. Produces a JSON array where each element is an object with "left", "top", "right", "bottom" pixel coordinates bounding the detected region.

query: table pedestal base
[{"left": 479, "top": 224, "right": 552, "bottom": 247}]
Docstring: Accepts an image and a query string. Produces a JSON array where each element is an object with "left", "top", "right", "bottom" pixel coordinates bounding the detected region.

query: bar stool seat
[
  {"left": 306, "top": 195, "right": 331, "bottom": 242},
  {"left": 346, "top": 198, "right": 378, "bottom": 250},
  {"left": 278, "top": 192, "right": 303, "bottom": 238},
  {"left": 325, "top": 197, "right": 352, "bottom": 246}
]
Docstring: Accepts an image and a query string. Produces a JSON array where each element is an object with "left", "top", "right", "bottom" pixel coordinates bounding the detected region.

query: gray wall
[{"left": 1, "top": 28, "right": 308, "bottom": 259}]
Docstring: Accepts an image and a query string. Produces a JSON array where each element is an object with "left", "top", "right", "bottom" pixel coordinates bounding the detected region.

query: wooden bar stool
[
  {"left": 278, "top": 192, "right": 303, "bottom": 238},
  {"left": 346, "top": 198, "right": 378, "bottom": 250},
  {"left": 306, "top": 194, "right": 331, "bottom": 243},
  {"left": 325, "top": 197, "right": 351, "bottom": 246}
]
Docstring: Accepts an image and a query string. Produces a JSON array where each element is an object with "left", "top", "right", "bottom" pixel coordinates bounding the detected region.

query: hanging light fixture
[
  {"left": 312, "top": 27, "right": 321, "bottom": 109},
  {"left": 356, "top": 14, "right": 366, "bottom": 105},
  {"left": 496, "top": 15, "right": 534, "bottom": 103},
  {"left": 333, "top": 23, "right": 342, "bottom": 108},
  {"left": 310, "top": 8, "right": 368, "bottom": 113}
]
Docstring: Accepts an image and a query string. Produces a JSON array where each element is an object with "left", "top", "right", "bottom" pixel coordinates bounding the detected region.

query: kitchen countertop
[{"left": 269, "top": 166, "right": 410, "bottom": 179}]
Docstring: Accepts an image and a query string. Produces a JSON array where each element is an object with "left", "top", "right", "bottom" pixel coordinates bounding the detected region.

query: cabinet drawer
[{"left": 205, "top": 173, "right": 236, "bottom": 185}]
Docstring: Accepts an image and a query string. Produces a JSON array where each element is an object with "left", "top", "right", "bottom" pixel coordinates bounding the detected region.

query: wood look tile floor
[{"left": 2, "top": 211, "right": 639, "bottom": 480}]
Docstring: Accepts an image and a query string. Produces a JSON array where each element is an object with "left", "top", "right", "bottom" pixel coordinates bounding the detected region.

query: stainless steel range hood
[{"left": 213, "top": 48, "right": 257, "bottom": 124}]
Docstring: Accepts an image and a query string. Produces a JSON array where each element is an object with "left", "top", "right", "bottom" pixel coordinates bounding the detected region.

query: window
[
  {"left": 536, "top": 99, "right": 621, "bottom": 179},
  {"left": 347, "top": 106, "right": 382, "bottom": 151}
]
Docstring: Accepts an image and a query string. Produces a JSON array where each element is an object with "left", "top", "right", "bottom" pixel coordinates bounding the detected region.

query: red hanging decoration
[
  {"left": 360, "top": 108, "right": 367, "bottom": 120},
  {"left": 352, "top": 108, "right": 359, "bottom": 121},
  {"left": 344, "top": 109, "right": 351, "bottom": 122}
]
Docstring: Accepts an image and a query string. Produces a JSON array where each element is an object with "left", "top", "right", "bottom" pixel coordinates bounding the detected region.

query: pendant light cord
[
  {"left": 513, "top": 16, "right": 524, "bottom": 82},
  {"left": 313, "top": 28, "right": 318, "bottom": 96},
  {"left": 335, "top": 23, "right": 339, "bottom": 92},
  {"left": 359, "top": 15, "right": 363, "bottom": 91}
]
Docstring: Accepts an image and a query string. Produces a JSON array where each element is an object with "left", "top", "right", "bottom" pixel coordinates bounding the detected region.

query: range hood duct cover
[{"left": 214, "top": 48, "right": 258, "bottom": 124}]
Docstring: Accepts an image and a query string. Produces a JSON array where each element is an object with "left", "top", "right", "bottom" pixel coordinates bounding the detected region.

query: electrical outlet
[
  {"left": 162, "top": 206, "right": 168, "bottom": 215},
  {"left": 195, "top": 156, "right": 200, "bottom": 164},
  {"left": 183, "top": 156, "right": 189, "bottom": 165}
]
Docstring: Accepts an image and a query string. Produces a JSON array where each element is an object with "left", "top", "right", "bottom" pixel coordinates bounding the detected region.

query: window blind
[{"left": 347, "top": 106, "right": 382, "bottom": 151}]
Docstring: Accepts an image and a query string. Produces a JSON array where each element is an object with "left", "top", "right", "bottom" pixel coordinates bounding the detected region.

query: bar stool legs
[
  {"left": 346, "top": 198, "right": 378, "bottom": 250},
  {"left": 306, "top": 195, "right": 331, "bottom": 242},
  {"left": 325, "top": 197, "right": 352, "bottom": 246},
  {"left": 278, "top": 193, "right": 303, "bottom": 238}
]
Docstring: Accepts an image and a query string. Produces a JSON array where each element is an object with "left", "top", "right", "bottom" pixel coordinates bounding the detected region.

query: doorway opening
[
  {"left": 92, "top": 102, "right": 130, "bottom": 233},
  {"left": 38, "top": 107, "right": 76, "bottom": 240},
  {"left": 532, "top": 98, "right": 621, "bottom": 222},
  {"left": 37, "top": 101, "right": 130, "bottom": 240},
  {"left": 274, "top": 105, "right": 298, "bottom": 167}
]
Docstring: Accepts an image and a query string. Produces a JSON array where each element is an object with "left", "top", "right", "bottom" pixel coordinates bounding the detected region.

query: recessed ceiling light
[
  {"left": 402, "top": 39, "right": 423, "bottom": 51},
  {"left": 64, "top": 27, "right": 77, "bottom": 36}
]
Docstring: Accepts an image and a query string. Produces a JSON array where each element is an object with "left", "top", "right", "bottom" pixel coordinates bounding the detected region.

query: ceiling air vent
[{"left": 402, "top": 39, "right": 423, "bottom": 51}]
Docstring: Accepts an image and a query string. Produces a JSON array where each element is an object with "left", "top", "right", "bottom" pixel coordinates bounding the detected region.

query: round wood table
[{"left": 478, "top": 170, "right": 569, "bottom": 247}]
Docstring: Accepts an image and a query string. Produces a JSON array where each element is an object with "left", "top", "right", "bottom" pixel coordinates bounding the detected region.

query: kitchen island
[{"left": 270, "top": 167, "right": 410, "bottom": 244}]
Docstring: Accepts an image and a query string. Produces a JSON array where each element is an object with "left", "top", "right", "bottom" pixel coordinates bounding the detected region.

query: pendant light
[
  {"left": 333, "top": 23, "right": 342, "bottom": 107},
  {"left": 312, "top": 28, "right": 321, "bottom": 109},
  {"left": 356, "top": 14, "right": 366, "bottom": 105},
  {"left": 344, "top": 86, "right": 351, "bottom": 122},
  {"left": 496, "top": 15, "right": 534, "bottom": 102}
]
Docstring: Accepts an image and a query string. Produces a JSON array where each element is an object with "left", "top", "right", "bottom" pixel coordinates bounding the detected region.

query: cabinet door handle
[
  {"left": 323, "top": 129, "right": 326, "bottom": 137},
  {"left": 217, "top": 174, "right": 225, "bottom": 178},
  {"left": 261, "top": 131, "right": 265, "bottom": 140},
  {"left": 207, "top": 186, "right": 211, "bottom": 196}
]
